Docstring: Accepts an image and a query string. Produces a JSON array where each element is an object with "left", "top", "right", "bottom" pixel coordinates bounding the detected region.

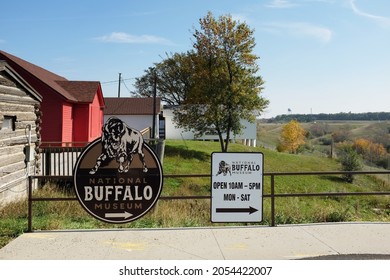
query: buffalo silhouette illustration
[{"left": 89, "top": 117, "right": 148, "bottom": 174}]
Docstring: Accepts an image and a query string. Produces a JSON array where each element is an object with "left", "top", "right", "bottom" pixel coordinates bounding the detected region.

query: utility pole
[
  {"left": 117, "top": 73, "right": 122, "bottom": 97},
  {"left": 152, "top": 70, "right": 157, "bottom": 139}
]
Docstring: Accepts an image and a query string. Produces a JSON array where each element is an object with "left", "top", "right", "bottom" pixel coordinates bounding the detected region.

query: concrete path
[{"left": 1, "top": 222, "right": 390, "bottom": 260}]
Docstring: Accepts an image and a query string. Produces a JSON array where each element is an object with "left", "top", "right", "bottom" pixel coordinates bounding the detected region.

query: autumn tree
[
  {"left": 353, "top": 138, "right": 387, "bottom": 166},
  {"left": 278, "top": 120, "right": 306, "bottom": 154},
  {"left": 133, "top": 12, "right": 268, "bottom": 152},
  {"left": 352, "top": 138, "right": 371, "bottom": 155},
  {"left": 174, "top": 12, "right": 268, "bottom": 152}
]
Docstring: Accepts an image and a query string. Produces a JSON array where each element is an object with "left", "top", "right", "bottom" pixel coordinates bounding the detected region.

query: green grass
[{"left": 1, "top": 139, "right": 390, "bottom": 249}]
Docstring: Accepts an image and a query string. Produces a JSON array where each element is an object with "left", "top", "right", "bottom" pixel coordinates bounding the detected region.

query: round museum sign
[{"left": 73, "top": 117, "right": 163, "bottom": 224}]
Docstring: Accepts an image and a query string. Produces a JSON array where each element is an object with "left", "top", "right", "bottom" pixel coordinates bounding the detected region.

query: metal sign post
[{"left": 211, "top": 152, "right": 264, "bottom": 223}]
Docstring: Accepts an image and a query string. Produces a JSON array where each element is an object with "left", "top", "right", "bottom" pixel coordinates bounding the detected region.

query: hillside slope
[{"left": 163, "top": 140, "right": 390, "bottom": 224}]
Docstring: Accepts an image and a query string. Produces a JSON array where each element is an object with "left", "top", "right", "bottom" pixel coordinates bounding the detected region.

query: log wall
[{"left": 0, "top": 71, "right": 41, "bottom": 205}]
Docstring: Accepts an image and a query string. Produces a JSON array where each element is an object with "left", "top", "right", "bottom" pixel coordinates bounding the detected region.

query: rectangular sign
[{"left": 211, "top": 152, "right": 264, "bottom": 223}]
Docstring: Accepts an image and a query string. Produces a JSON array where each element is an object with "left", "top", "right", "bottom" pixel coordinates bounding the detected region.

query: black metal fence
[{"left": 27, "top": 170, "right": 390, "bottom": 232}]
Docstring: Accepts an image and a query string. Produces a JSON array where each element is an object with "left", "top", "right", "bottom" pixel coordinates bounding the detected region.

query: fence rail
[
  {"left": 27, "top": 170, "right": 390, "bottom": 232},
  {"left": 39, "top": 146, "right": 84, "bottom": 176},
  {"left": 38, "top": 137, "right": 164, "bottom": 176}
]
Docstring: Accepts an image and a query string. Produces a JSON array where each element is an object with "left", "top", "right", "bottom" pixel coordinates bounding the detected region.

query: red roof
[
  {"left": 0, "top": 50, "right": 101, "bottom": 103},
  {"left": 104, "top": 97, "right": 161, "bottom": 115},
  {"left": 56, "top": 80, "right": 101, "bottom": 103}
]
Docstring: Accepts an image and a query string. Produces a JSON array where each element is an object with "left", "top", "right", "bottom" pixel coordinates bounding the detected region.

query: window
[{"left": 1, "top": 116, "right": 16, "bottom": 131}]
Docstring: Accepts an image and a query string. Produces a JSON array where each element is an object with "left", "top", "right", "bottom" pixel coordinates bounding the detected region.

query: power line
[
  {"left": 121, "top": 79, "right": 134, "bottom": 94},
  {"left": 101, "top": 77, "right": 136, "bottom": 84}
]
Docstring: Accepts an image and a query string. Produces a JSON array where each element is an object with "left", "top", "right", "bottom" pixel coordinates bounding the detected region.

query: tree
[
  {"left": 338, "top": 144, "right": 362, "bottom": 183},
  {"left": 278, "top": 120, "right": 306, "bottom": 154},
  {"left": 133, "top": 52, "right": 195, "bottom": 106},
  {"left": 174, "top": 12, "right": 268, "bottom": 152},
  {"left": 132, "top": 12, "right": 269, "bottom": 152}
]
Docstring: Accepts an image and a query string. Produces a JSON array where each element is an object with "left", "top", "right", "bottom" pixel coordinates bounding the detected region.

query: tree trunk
[
  {"left": 216, "top": 126, "right": 225, "bottom": 152},
  {"left": 224, "top": 132, "right": 231, "bottom": 152}
]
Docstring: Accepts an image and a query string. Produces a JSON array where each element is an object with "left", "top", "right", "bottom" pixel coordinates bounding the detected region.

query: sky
[{"left": 1, "top": 0, "right": 389, "bottom": 118}]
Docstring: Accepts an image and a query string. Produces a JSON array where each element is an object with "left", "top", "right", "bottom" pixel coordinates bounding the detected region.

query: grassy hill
[
  {"left": 1, "top": 139, "right": 390, "bottom": 248},
  {"left": 163, "top": 140, "right": 390, "bottom": 225}
]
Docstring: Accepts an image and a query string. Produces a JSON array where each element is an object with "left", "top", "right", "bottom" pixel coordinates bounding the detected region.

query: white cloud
[
  {"left": 265, "top": 0, "right": 297, "bottom": 8},
  {"left": 95, "top": 32, "right": 174, "bottom": 45},
  {"left": 302, "top": 0, "right": 335, "bottom": 3},
  {"left": 263, "top": 22, "right": 333, "bottom": 43},
  {"left": 266, "top": 0, "right": 337, "bottom": 9},
  {"left": 349, "top": 0, "right": 390, "bottom": 27}
]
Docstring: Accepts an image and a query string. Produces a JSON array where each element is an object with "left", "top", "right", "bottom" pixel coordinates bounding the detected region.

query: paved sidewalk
[{"left": 1, "top": 222, "right": 390, "bottom": 260}]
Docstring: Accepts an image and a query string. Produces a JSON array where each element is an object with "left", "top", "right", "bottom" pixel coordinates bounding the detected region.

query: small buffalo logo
[
  {"left": 89, "top": 117, "right": 148, "bottom": 174},
  {"left": 216, "top": 160, "right": 231, "bottom": 176}
]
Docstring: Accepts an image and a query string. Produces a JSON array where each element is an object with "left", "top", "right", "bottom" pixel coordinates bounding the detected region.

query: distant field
[{"left": 257, "top": 120, "right": 390, "bottom": 153}]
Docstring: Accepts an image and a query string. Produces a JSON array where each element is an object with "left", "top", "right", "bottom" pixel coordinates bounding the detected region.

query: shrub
[
  {"left": 338, "top": 144, "right": 362, "bottom": 183},
  {"left": 332, "top": 129, "right": 350, "bottom": 143},
  {"left": 352, "top": 138, "right": 387, "bottom": 167},
  {"left": 319, "top": 136, "right": 332, "bottom": 146}
]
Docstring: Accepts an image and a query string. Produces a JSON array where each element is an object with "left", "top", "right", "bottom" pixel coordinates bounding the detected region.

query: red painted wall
[
  {"left": 73, "top": 104, "right": 89, "bottom": 144},
  {"left": 72, "top": 94, "right": 103, "bottom": 144},
  {"left": 62, "top": 103, "right": 73, "bottom": 143},
  {"left": 40, "top": 90, "right": 64, "bottom": 143},
  {"left": 89, "top": 93, "right": 104, "bottom": 141}
]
